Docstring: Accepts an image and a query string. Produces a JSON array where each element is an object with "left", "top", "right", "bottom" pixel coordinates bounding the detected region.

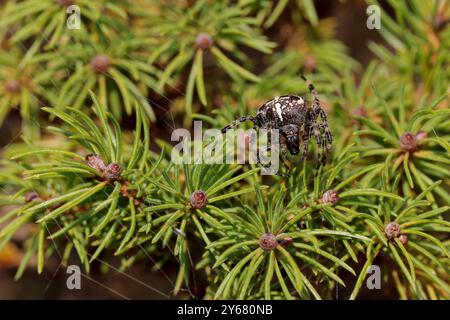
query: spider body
[
  {"left": 252, "top": 95, "right": 307, "bottom": 130},
  {"left": 252, "top": 95, "right": 307, "bottom": 156},
  {"left": 221, "top": 75, "right": 332, "bottom": 175}
]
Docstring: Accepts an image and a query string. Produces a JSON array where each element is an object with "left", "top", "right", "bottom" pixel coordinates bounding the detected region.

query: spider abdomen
[{"left": 256, "top": 95, "right": 307, "bottom": 128}]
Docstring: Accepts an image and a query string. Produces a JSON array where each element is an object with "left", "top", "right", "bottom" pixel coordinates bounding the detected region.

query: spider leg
[
  {"left": 300, "top": 74, "right": 320, "bottom": 105},
  {"left": 301, "top": 74, "right": 332, "bottom": 164},
  {"left": 319, "top": 109, "right": 333, "bottom": 151},
  {"left": 310, "top": 117, "right": 326, "bottom": 168},
  {"left": 300, "top": 117, "right": 311, "bottom": 161},
  {"left": 255, "top": 127, "right": 272, "bottom": 168},
  {"left": 279, "top": 147, "right": 291, "bottom": 177},
  {"left": 221, "top": 115, "right": 254, "bottom": 133},
  {"left": 256, "top": 150, "right": 270, "bottom": 167},
  {"left": 312, "top": 105, "right": 331, "bottom": 164},
  {"left": 256, "top": 129, "right": 290, "bottom": 177},
  {"left": 256, "top": 141, "right": 289, "bottom": 177}
]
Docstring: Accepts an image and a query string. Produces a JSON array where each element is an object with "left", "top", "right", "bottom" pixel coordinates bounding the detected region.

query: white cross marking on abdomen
[{"left": 275, "top": 103, "right": 283, "bottom": 121}]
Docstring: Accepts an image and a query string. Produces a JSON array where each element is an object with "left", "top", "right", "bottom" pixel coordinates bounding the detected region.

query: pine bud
[
  {"left": 259, "top": 233, "right": 278, "bottom": 251},
  {"left": 85, "top": 154, "right": 106, "bottom": 172},
  {"left": 90, "top": 54, "right": 110, "bottom": 73},
  {"left": 4, "top": 79, "right": 20, "bottom": 94},
  {"left": 399, "top": 234, "right": 408, "bottom": 245},
  {"left": 195, "top": 33, "right": 213, "bottom": 49},
  {"left": 278, "top": 236, "right": 293, "bottom": 247},
  {"left": 24, "top": 192, "right": 39, "bottom": 203},
  {"left": 399, "top": 132, "right": 417, "bottom": 152},
  {"left": 190, "top": 190, "right": 208, "bottom": 209},
  {"left": 103, "top": 163, "right": 121, "bottom": 181},
  {"left": 415, "top": 130, "right": 427, "bottom": 142},
  {"left": 434, "top": 12, "right": 448, "bottom": 31},
  {"left": 351, "top": 107, "right": 368, "bottom": 125},
  {"left": 385, "top": 222, "right": 401, "bottom": 240},
  {"left": 321, "top": 189, "right": 339, "bottom": 205},
  {"left": 304, "top": 55, "right": 316, "bottom": 71}
]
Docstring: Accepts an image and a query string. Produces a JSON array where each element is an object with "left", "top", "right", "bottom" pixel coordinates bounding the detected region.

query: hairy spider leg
[
  {"left": 273, "top": 129, "right": 292, "bottom": 177},
  {"left": 300, "top": 74, "right": 319, "bottom": 103},
  {"left": 256, "top": 126, "right": 271, "bottom": 169},
  {"left": 311, "top": 105, "right": 328, "bottom": 166},
  {"left": 310, "top": 112, "right": 326, "bottom": 168},
  {"left": 319, "top": 108, "right": 333, "bottom": 151},
  {"left": 304, "top": 73, "right": 332, "bottom": 150},
  {"left": 279, "top": 145, "right": 292, "bottom": 177},
  {"left": 301, "top": 74, "right": 331, "bottom": 166},
  {"left": 221, "top": 115, "right": 254, "bottom": 133},
  {"left": 300, "top": 113, "right": 312, "bottom": 161},
  {"left": 255, "top": 129, "right": 272, "bottom": 166}
]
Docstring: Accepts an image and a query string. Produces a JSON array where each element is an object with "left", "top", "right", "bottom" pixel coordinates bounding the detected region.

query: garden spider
[{"left": 221, "top": 75, "right": 333, "bottom": 176}]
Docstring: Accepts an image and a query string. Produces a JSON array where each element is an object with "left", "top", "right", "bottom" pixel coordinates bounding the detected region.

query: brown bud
[
  {"left": 385, "top": 222, "right": 401, "bottom": 240},
  {"left": 399, "top": 132, "right": 417, "bottom": 152},
  {"left": 321, "top": 189, "right": 339, "bottom": 205},
  {"left": 278, "top": 236, "right": 293, "bottom": 247},
  {"left": 352, "top": 106, "right": 368, "bottom": 118},
  {"left": 415, "top": 131, "right": 427, "bottom": 142},
  {"left": 304, "top": 56, "right": 316, "bottom": 71},
  {"left": 259, "top": 233, "right": 278, "bottom": 251},
  {"left": 90, "top": 54, "right": 110, "bottom": 73},
  {"left": 434, "top": 12, "right": 448, "bottom": 31},
  {"left": 4, "top": 79, "right": 20, "bottom": 94},
  {"left": 399, "top": 234, "right": 408, "bottom": 245},
  {"left": 103, "top": 163, "right": 121, "bottom": 181},
  {"left": 195, "top": 33, "right": 213, "bottom": 50},
  {"left": 213, "top": 95, "right": 224, "bottom": 108},
  {"left": 24, "top": 192, "right": 39, "bottom": 203},
  {"left": 351, "top": 107, "right": 368, "bottom": 125},
  {"left": 190, "top": 190, "right": 208, "bottom": 209},
  {"left": 279, "top": 24, "right": 294, "bottom": 40},
  {"left": 85, "top": 154, "right": 106, "bottom": 172}
]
